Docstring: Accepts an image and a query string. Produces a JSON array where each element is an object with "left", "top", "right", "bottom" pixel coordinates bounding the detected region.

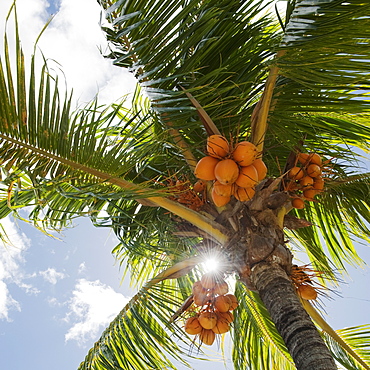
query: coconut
[
  {"left": 297, "top": 153, "right": 310, "bottom": 165},
  {"left": 292, "top": 198, "right": 305, "bottom": 209},
  {"left": 303, "top": 189, "right": 318, "bottom": 200},
  {"left": 213, "top": 181, "right": 233, "bottom": 197},
  {"left": 192, "top": 281, "right": 206, "bottom": 296},
  {"left": 217, "top": 310, "right": 234, "bottom": 324},
  {"left": 308, "top": 153, "right": 322, "bottom": 166},
  {"left": 306, "top": 164, "right": 322, "bottom": 178},
  {"left": 252, "top": 158, "right": 267, "bottom": 181},
  {"left": 299, "top": 176, "right": 314, "bottom": 188},
  {"left": 199, "top": 329, "right": 216, "bottom": 345},
  {"left": 313, "top": 177, "right": 324, "bottom": 190},
  {"left": 235, "top": 165, "right": 258, "bottom": 188},
  {"left": 224, "top": 294, "right": 238, "bottom": 310},
  {"left": 212, "top": 319, "right": 230, "bottom": 334},
  {"left": 214, "top": 159, "right": 239, "bottom": 185},
  {"left": 234, "top": 186, "right": 255, "bottom": 202},
  {"left": 232, "top": 141, "right": 258, "bottom": 166},
  {"left": 207, "top": 135, "right": 229, "bottom": 159},
  {"left": 288, "top": 166, "right": 304, "bottom": 180},
  {"left": 214, "top": 295, "right": 231, "bottom": 313},
  {"left": 184, "top": 316, "right": 203, "bottom": 335},
  {"left": 211, "top": 187, "right": 231, "bottom": 207},
  {"left": 213, "top": 281, "right": 229, "bottom": 296},
  {"left": 297, "top": 284, "right": 318, "bottom": 300},
  {"left": 198, "top": 312, "right": 218, "bottom": 329},
  {"left": 194, "top": 156, "right": 219, "bottom": 181}
]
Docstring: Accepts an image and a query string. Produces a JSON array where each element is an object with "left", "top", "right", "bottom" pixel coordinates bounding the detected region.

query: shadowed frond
[
  {"left": 324, "top": 325, "right": 370, "bottom": 370},
  {"left": 291, "top": 173, "right": 370, "bottom": 279},
  {"left": 232, "top": 282, "right": 295, "bottom": 370}
]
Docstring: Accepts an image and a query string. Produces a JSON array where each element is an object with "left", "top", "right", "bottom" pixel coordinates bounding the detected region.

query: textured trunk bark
[{"left": 251, "top": 262, "right": 337, "bottom": 370}]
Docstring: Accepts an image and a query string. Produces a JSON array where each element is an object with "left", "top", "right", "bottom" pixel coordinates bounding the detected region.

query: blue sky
[{"left": 0, "top": 1, "right": 369, "bottom": 370}]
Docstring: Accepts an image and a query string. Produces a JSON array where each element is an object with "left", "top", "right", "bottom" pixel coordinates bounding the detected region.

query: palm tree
[{"left": 1, "top": 0, "right": 370, "bottom": 369}]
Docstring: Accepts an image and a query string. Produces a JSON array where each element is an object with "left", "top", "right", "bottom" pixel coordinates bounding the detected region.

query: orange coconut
[
  {"left": 194, "top": 156, "right": 219, "bottom": 181},
  {"left": 252, "top": 158, "right": 267, "bottom": 181},
  {"left": 288, "top": 166, "right": 304, "bottom": 180},
  {"left": 298, "top": 152, "right": 322, "bottom": 166},
  {"left": 192, "top": 281, "right": 207, "bottom": 296},
  {"left": 292, "top": 198, "right": 305, "bottom": 209},
  {"left": 234, "top": 186, "right": 255, "bottom": 202},
  {"left": 299, "top": 176, "right": 314, "bottom": 188},
  {"left": 224, "top": 294, "right": 238, "bottom": 310},
  {"left": 235, "top": 165, "right": 258, "bottom": 188},
  {"left": 213, "top": 281, "right": 229, "bottom": 296},
  {"left": 303, "top": 189, "right": 318, "bottom": 200},
  {"left": 232, "top": 141, "right": 258, "bottom": 166},
  {"left": 184, "top": 316, "right": 203, "bottom": 335},
  {"left": 308, "top": 153, "right": 322, "bottom": 166},
  {"left": 201, "top": 272, "right": 218, "bottom": 290},
  {"left": 213, "top": 181, "right": 233, "bottom": 197},
  {"left": 306, "top": 164, "right": 322, "bottom": 178},
  {"left": 198, "top": 312, "right": 218, "bottom": 330},
  {"left": 297, "top": 284, "right": 318, "bottom": 300},
  {"left": 297, "top": 153, "right": 310, "bottom": 166},
  {"left": 214, "top": 159, "right": 239, "bottom": 185},
  {"left": 199, "top": 329, "right": 216, "bottom": 345},
  {"left": 217, "top": 310, "right": 234, "bottom": 324},
  {"left": 313, "top": 177, "right": 325, "bottom": 191},
  {"left": 214, "top": 295, "right": 231, "bottom": 313},
  {"left": 207, "top": 135, "right": 229, "bottom": 159},
  {"left": 211, "top": 187, "right": 231, "bottom": 207},
  {"left": 193, "top": 291, "right": 208, "bottom": 306},
  {"left": 212, "top": 319, "right": 230, "bottom": 334}
]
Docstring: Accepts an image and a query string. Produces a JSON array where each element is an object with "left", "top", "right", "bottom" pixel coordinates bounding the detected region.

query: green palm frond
[
  {"left": 290, "top": 173, "right": 370, "bottom": 280},
  {"left": 323, "top": 325, "right": 370, "bottom": 370},
  {"left": 78, "top": 257, "right": 205, "bottom": 370},
  {"left": 0, "top": 8, "right": 227, "bottom": 289},
  {"left": 232, "top": 282, "right": 295, "bottom": 370},
  {"left": 99, "top": 0, "right": 279, "bottom": 139}
]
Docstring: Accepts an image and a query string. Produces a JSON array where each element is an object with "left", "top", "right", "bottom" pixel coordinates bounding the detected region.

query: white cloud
[
  {"left": 0, "top": 281, "right": 20, "bottom": 321},
  {"left": 0, "top": 217, "right": 31, "bottom": 320},
  {"left": 39, "top": 267, "right": 67, "bottom": 284},
  {"left": 65, "top": 279, "right": 129, "bottom": 343},
  {"left": 0, "top": 0, "right": 136, "bottom": 107}
]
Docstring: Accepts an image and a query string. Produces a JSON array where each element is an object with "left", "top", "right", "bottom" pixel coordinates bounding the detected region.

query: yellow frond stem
[{"left": 302, "top": 299, "right": 370, "bottom": 370}]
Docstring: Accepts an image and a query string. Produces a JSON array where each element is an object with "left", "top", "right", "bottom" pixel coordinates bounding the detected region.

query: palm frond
[
  {"left": 232, "top": 282, "right": 296, "bottom": 370},
  {"left": 324, "top": 325, "right": 370, "bottom": 370},
  {"left": 268, "top": 0, "right": 370, "bottom": 159},
  {"left": 78, "top": 258, "right": 205, "bottom": 370},
  {"left": 290, "top": 173, "right": 370, "bottom": 279},
  {"left": 99, "top": 0, "right": 279, "bottom": 141}
]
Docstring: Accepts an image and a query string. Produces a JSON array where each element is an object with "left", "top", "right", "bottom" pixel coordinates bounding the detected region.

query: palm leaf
[
  {"left": 78, "top": 257, "right": 205, "bottom": 370},
  {"left": 323, "top": 325, "right": 370, "bottom": 370},
  {"left": 232, "top": 282, "right": 296, "bottom": 370}
]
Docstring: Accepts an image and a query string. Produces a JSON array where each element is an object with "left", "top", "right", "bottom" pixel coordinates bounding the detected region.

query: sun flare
[{"left": 202, "top": 257, "right": 220, "bottom": 273}]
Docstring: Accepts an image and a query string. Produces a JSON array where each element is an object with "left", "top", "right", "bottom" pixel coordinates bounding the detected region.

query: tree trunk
[{"left": 251, "top": 262, "right": 337, "bottom": 370}]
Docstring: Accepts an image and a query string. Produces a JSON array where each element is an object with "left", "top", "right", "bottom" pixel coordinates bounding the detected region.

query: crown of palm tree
[{"left": 1, "top": 0, "right": 370, "bottom": 369}]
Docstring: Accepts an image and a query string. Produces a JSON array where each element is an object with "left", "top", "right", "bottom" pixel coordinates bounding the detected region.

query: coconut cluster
[
  {"left": 184, "top": 273, "right": 238, "bottom": 345},
  {"left": 290, "top": 265, "right": 319, "bottom": 300},
  {"left": 194, "top": 135, "right": 267, "bottom": 207},
  {"left": 286, "top": 152, "right": 326, "bottom": 209}
]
